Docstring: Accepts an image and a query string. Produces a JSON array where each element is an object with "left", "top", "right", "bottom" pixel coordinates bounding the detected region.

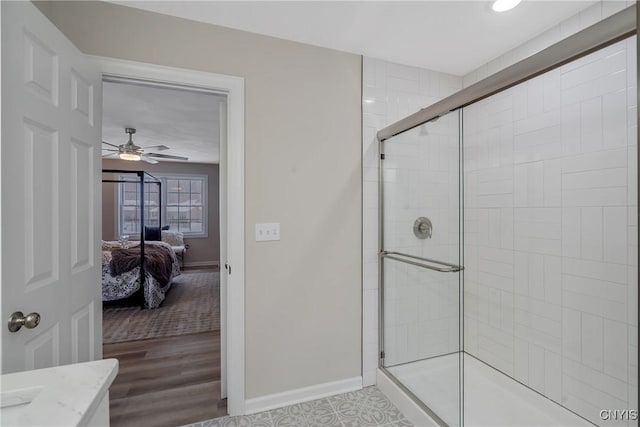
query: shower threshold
[{"left": 387, "top": 353, "right": 592, "bottom": 426}]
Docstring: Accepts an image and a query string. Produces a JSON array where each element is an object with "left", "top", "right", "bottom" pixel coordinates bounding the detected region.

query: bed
[
  {"left": 102, "top": 240, "right": 181, "bottom": 308},
  {"left": 102, "top": 169, "right": 181, "bottom": 309}
]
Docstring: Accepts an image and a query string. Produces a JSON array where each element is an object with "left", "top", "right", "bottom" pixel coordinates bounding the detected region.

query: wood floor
[{"left": 104, "top": 331, "right": 227, "bottom": 427}]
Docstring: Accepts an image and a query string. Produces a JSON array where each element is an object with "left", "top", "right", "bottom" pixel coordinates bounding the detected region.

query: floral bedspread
[{"left": 101, "top": 241, "right": 181, "bottom": 308}]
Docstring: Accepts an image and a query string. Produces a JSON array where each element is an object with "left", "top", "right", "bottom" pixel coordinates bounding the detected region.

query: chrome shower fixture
[{"left": 413, "top": 217, "right": 432, "bottom": 239}]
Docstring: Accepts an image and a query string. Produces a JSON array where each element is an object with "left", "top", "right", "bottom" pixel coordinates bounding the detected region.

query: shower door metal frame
[
  {"left": 377, "top": 117, "right": 463, "bottom": 426},
  {"left": 377, "top": 4, "right": 639, "bottom": 426}
]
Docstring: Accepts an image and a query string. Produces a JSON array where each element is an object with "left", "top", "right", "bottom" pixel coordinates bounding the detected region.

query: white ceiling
[
  {"left": 110, "top": 0, "right": 597, "bottom": 76},
  {"left": 102, "top": 1, "right": 599, "bottom": 162},
  {"left": 102, "top": 81, "right": 225, "bottom": 164}
]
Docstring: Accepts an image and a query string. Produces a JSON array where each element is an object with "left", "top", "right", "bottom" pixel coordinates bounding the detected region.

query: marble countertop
[{"left": 1, "top": 358, "right": 118, "bottom": 426}]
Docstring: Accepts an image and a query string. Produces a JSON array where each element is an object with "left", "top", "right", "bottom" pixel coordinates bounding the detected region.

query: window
[
  {"left": 165, "top": 178, "right": 205, "bottom": 234},
  {"left": 118, "top": 174, "right": 207, "bottom": 238},
  {"left": 120, "top": 181, "right": 160, "bottom": 235}
]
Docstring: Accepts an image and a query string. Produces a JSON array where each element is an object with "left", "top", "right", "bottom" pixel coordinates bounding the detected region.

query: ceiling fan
[{"left": 102, "top": 128, "right": 189, "bottom": 164}]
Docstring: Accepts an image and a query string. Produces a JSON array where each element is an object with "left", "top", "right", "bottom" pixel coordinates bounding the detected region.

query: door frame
[{"left": 91, "top": 55, "right": 246, "bottom": 416}]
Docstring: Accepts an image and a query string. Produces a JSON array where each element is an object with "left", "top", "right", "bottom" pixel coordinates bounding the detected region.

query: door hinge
[
  {"left": 380, "top": 153, "right": 385, "bottom": 160},
  {"left": 380, "top": 351, "right": 385, "bottom": 359},
  {"left": 225, "top": 263, "right": 231, "bottom": 275}
]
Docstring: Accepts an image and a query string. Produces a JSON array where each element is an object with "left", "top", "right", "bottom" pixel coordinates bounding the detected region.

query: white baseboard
[
  {"left": 245, "top": 376, "right": 363, "bottom": 415},
  {"left": 184, "top": 260, "right": 219, "bottom": 268},
  {"left": 376, "top": 369, "right": 438, "bottom": 426}
]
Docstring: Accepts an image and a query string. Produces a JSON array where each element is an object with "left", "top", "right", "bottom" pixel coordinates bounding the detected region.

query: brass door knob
[{"left": 7, "top": 311, "right": 41, "bottom": 332}]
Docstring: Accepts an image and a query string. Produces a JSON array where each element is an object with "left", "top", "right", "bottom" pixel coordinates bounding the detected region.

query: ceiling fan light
[{"left": 119, "top": 152, "right": 141, "bottom": 161}]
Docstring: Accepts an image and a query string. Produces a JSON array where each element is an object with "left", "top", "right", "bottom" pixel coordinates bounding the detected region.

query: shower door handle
[{"left": 380, "top": 251, "right": 464, "bottom": 273}]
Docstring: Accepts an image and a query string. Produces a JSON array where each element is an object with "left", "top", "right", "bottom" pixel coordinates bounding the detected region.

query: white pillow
[
  {"left": 161, "top": 230, "right": 185, "bottom": 247},
  {"left": 101, "top": 240, "right": 121, "bottom": 251}
]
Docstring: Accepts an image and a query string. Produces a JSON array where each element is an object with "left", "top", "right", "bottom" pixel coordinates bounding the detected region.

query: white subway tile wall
[
  {"left": 362, "top": 57, "right": 462, "bottom": 386},
  {"left": 363, "top": 2, "right": 637, "bottom": 422},
  {"left": 463, "top": 37, "right": 637, "bottom": 426}
]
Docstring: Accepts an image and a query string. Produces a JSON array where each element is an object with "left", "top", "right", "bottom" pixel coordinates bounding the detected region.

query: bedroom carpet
[{"left": 103, "top": 270, "right": 219, "bottom": 344}]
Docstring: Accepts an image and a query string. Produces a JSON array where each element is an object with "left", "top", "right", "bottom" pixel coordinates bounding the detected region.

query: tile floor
[{"left": 182, "top": 386, "right": 413, "bottom": 427}]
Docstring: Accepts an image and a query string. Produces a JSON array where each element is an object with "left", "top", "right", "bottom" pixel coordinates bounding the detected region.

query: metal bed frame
[{"left": 102, "top": 169, "right": 162, "bottom": 307}]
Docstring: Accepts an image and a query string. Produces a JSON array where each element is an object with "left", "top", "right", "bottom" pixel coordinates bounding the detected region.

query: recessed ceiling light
[{"left": 492, "top": 0, "right": 521, "bottom": 12}]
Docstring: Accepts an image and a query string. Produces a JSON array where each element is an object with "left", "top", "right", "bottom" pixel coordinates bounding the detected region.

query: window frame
[{"left": 117, "top": 173, "right": 208, "bottom": 238}]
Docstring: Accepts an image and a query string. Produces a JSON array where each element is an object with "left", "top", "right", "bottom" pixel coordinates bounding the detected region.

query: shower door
[{"left": 380, "top": 110, "right": 463, "bottom": 426}]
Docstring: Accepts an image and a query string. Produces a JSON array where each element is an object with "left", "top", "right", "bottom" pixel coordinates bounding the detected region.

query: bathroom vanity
[{"left": 0, "top": 359, "right": 118, "bottom": 426}]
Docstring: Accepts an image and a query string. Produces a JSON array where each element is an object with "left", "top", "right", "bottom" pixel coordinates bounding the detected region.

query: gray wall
[
  {"left": 38, "top": 1, "right": 362, "bottom": 399},
  {"left": 102, "top": 158, "right": 220, "bottom": 265}
]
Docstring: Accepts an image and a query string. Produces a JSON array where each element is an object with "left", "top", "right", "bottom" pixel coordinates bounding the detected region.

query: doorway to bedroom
[{"left": 99, "top": 77, "right": 228, "bottom": 426}]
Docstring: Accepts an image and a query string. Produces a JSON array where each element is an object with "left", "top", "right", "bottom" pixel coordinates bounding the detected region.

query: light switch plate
[{"left": 255, "top": 223, "right": 280, "bottom": 241}]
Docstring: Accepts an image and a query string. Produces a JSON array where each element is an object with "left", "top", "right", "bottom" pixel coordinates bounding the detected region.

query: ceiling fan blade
[
  {"left": 102, "top": 141, "right": 120, "bottom": 148},
  {"left": 140, "top": 155, "right": 159, "bottom": 164},
  {"left": 102, "top": 153, "right": 119, "bottom": 158},
  {"left": 102, "top": 149, "right": 118, "bottom": 152},
  {"left": 142, "top": 145, "right": 170, "bottom": 152},
  {"left": 146, "top": 153, "right": 189, "bottom": 161}
]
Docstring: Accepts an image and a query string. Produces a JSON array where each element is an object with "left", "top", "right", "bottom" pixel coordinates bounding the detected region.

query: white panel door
[{"left": 1, "top": 1, "right": 102, "bottom": 373}]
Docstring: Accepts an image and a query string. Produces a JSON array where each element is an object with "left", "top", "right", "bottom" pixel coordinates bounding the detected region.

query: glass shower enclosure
[
  {"left": 379, "top": 111, "right": 464, "bottom": 426},
  {"left": 377, "top": 5, "right": 638, "bottom": 427}
]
